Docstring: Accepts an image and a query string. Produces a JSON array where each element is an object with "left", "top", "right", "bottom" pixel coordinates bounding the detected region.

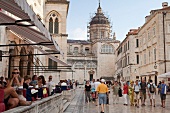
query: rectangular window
[
  {"left": 136, "top": 55, "right": 139, "bottom": 64},
  {"left": 153, "top": 27, "right": 155, "bottom": 36},
  {"left": 48, "top": 58, "right": 57, "bottom": 69},
  {"left": 168, "top": 23, "right": 170, "bottom": 33},
  {"left": 154, "top": 48, "right": 156, "bottom": 61},
  {"left": 144, "top": 53, "right": 146, "bottom": 64},
  {"left": 101, "top": 31, "right": 104, "bottom": 38},
  {"left": 148, "top": 31, "right": 150, "bottom": 40},
  {"left": 136, "top": 39, "right": 139, "bottom": 47}
]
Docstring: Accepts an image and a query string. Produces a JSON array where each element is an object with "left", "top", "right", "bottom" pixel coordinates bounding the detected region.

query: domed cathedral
[{"left": 67, "top": 1, "right": 120, "bottom": 83}]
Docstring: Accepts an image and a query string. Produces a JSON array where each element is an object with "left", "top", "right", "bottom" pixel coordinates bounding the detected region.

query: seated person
[
  {"left": 30, "top": 75, "right": 38, "bottom": 87},
  {"left": 23, "top": 75, "right": 31, "bottom": 89},
  {"left": 4, "top": 69, "right": 32, "bottom": 109},
  {"left": 0, "top": 76, "right": 7, "bottom": 88},
  {"left": 37, "top": 75, "right": 47, "bottom": 98}
]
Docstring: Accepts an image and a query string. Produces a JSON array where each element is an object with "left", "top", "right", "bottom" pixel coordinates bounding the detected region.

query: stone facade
[
  {"left": 115, "top": 2, "right": 170, "bottom": 85},
  {"left": 0, "top": 0, "right": 69, "bottom": 84},
  {"left": 66, "top": 4, "right": 120, "bottom": 83}
]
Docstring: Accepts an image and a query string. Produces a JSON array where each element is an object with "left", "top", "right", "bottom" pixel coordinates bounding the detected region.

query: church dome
[{"left": 90, "top": 5, "right": 110, "bottom": 25}]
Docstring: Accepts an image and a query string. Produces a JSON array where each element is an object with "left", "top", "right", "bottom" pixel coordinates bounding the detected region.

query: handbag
[{"left": 118, "top": 88, "right": 122, "bottom": 97}]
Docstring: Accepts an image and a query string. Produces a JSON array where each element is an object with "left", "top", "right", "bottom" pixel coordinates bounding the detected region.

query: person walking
[
  {"left": 159, "top": 80, "right": 167, "bottom": 108},
  {"left": 94, "top": 79, "right": 101, "bottom": 106},
  {"left": 147, "top": 80, "right": 156, "bottom": 107},
  {"left": 140, "top": 78, "right": 147, "bottom": 106},
  {"left": 91, "top": 79, "right": 96, "bottom": 103},
  {"left": 134, "top": 80, "right": 140, "bottom": 108},
  {"left": 123, "top": 82, "right": 128, "bottom": 106},
  {"left": 129, "top": 81, "right": 134, "bottom": 106},
  {"left": 96, "top": 79, "right": 108, "bottom": 113},
  {"left": 84, "top": 81, "right": 91, "bottom": 103},
  {"left": 112, "top": 81, "right": 120, "bottom": 104},
  {"left": 157, "top": 81, "right": 161, "bottom": 95}
]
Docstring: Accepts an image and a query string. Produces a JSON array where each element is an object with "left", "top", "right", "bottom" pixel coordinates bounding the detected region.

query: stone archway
[
  {"left": 88, "top": 69, "right": 95, "bottom": 81},
  {"left": 27, "top": 51, "right": 33, "bottom": 76},
  {"left": 9, "top": 45, "right": 19, "bottom": 78},
  {"left": 19, "top": 47, "right": 28, "bottom": 77}
]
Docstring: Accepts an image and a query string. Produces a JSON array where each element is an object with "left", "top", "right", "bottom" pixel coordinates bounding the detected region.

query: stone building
[
  {"left": 115, "top": 2, "right": 170, "bottom": 85},
  {"left": 66, "top": 3, "right": 120, "bottom": 83},
  {"left": 115, "top": 29, "right": 139, "bottom": 82},
  {"left": 0, "top": 0, "right": 69, "bottom": 84}
]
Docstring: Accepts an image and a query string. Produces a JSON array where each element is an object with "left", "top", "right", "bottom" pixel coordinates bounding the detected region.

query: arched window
[
  {"left": 74, "top": 47, "right": 79, "bottom": 55},
  {"left": 75, "top": 62, "right": 84, "bottom": 68},
  {"left": 49, "top": 18, "right": 53, "bottom": 33},
  {"left": 87, "top": 62, "right": 96, "bottom": 68},
  {"left": 48, "top": 11, "right": 59, "bottom": 34},
  {"left": 54, "top": 18, "right": 59, "bottom": 34},
  {"left": 85, "top": 47, "right": 90, "bottom": 54},
  {"left": 101, "top": 44, "right": 114, "bottom": 53}
]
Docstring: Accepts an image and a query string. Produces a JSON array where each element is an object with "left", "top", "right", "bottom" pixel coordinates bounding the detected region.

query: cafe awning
[
  {"left": 24, "top": 39, "right": 70, "bottom": 67},
  {"left": 0, "top": 0, "right": 63, "bottom": 56}
]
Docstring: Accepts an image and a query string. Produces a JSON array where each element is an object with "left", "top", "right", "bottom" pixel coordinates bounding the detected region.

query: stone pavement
[{"left": 64, "top": 88, "right": 170, "bottom": 113}]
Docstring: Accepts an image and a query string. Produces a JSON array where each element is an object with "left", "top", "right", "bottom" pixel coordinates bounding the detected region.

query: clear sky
[{"left": 67, "top": 0, "right": 168, "bottom": 41}]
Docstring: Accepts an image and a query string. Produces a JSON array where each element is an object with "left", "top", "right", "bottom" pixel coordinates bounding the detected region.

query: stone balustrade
[
  {"left": 3, "top": 94, "right": 63, "bottom": 113},
  {"left": 2, "top": 89, "right": 76, "bottom": 113},
  {"left": 62, "top": 89, "right": 76, "bottom": 101}
]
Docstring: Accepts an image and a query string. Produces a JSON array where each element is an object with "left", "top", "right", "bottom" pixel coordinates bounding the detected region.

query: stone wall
[{"left": 3, "top": 94, "right": 63, "bottom": 113}]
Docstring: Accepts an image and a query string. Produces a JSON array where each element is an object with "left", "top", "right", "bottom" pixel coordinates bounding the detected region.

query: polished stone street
[{"left": 64, "top": 88, "right": 170, "bottom": 113}]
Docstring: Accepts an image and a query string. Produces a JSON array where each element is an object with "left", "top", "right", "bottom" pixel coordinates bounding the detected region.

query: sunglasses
[
  {"left": 12, "top": 72, "right": 19, "bottom": 74},
  {"left": 49, "top": 78, "right": 52, "bottom": 79}
]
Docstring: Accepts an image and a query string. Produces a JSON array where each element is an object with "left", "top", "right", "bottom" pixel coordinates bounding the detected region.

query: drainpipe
[{"left": 163, "top": 12, "right": 166, "bottom": 73}]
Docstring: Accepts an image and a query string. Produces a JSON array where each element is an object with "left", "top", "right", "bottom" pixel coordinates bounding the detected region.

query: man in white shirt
[
  {"left": 94, "top": 79, "right": 101, "bottom": 106},
  {"left": 47, "top": 75, "right": 56, "bottom": 95},
  {"left": 147, "top": 79, "right": 156, "bottom": 107}
]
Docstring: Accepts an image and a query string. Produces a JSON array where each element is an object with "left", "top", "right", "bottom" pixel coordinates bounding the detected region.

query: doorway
[{"left": 90, "top": 74, "right": 93, "bottom": 81}]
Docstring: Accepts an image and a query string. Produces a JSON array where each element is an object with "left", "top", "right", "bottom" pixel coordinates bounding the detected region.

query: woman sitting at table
[
  {"left": 4, "top": 68, "right": 32, "bottom": 109},
  {"left": 37, "top": 75, "right": 47, "bottom": 98}
]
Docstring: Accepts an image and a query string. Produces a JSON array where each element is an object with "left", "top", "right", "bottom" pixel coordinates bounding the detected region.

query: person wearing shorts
[
  {"left": 134, "top": 80, "right": 140, "bottom": 108},
  {"left": 159, "top": 80, "right": 167, "bottom": 108},
  {"left": 140, "top": 78, "right": 147, "bottom": 106},
  {"left": 147, "top": 80, "right": 156, "bottom": 107},
  {"left": 96, "top": 79, "right": 108, "bottom": 113}
]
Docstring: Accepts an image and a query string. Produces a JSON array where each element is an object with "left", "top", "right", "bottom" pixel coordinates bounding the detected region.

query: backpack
[{"left": 150, "top": 84, "right": 155, "bottom": 93}]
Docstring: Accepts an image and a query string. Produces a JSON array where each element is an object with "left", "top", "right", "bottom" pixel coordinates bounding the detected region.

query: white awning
[
  {"left": 0, "top": 12, "right": 58, "bottom": 51},
  {"left": 158, "top": 72, "right": 170, "bottom": 78},
  {"left": 0, "top": 0, "right": 63, "bottom": 56},
  {"left": 24, "top": 39, "right": 70, "bottom": 67},
  {"left": 140, "top": 71, "right": 157, "bottom": 77}
]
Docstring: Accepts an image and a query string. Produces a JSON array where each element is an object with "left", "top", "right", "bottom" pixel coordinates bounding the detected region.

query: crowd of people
[
  {"left": 0, "top": 68, "right": 77, "bottom": 110},
  {"left": 84, "top": 78, "right": 168, "bottom": 113}
]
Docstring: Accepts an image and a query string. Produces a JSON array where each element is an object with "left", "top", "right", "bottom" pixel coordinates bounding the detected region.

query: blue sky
[{"left": 67, "top": 0, "right": 168, "bottom": 41}]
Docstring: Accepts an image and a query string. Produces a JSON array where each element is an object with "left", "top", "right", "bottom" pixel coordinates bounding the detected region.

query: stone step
[
  {"left": 63, "top": 102, "right": 70, "bottom": 112},
  {"left": 63, "top": 99, "right": 67, "bottom": 105}
]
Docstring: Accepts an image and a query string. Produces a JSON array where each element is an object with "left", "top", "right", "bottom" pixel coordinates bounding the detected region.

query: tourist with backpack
[
  {"left": 134, "top": 80, "right": 141, "bottom": 108},
  {"left": 147, "top": 80, "right": 156, "bottom": 107}
]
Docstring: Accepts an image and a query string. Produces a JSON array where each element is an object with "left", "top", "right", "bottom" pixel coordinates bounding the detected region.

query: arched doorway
[
  {"left": 27, "top": 51, "right": 33, "bottom": 75},
  {"left": 88, "top": 69, "right": 95, "bottom": 81}
]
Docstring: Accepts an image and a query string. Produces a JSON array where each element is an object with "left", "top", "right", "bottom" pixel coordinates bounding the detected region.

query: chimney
[{"left": 162, "top": 2, "right": 168, "bottom": 8}]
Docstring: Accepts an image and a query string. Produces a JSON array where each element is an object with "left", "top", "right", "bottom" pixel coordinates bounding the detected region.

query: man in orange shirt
[{"left": 96, "top": 79, "right": 108, "bottom": 113}]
